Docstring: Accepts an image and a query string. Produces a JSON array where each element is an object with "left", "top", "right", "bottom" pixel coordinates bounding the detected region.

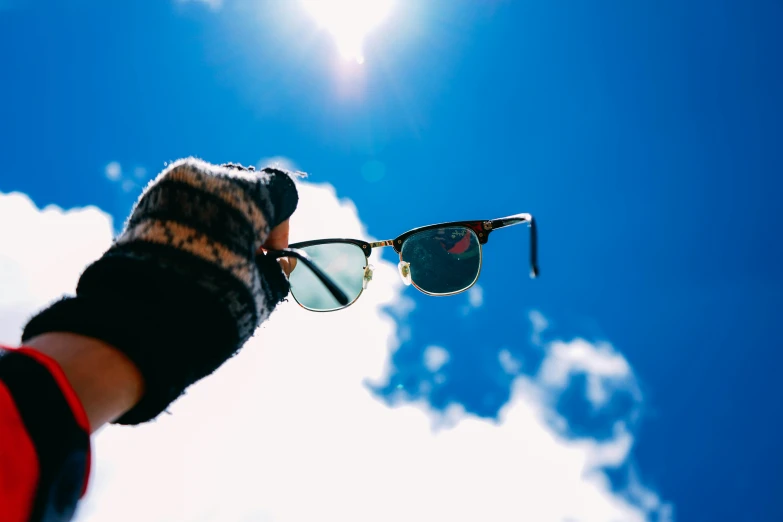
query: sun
[{"left": 303, "top": 0, "right": 393, "bottom": 64}]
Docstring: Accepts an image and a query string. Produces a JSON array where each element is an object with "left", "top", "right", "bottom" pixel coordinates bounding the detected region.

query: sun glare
[{"left": 303, "top": 0, "right": 393, "bottom": 64}]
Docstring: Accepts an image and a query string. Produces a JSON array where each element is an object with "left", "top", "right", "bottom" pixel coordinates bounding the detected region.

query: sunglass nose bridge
[
  {"left": 363, "top": 264, "right": 374, "bottom": 290},
  {"left": 398, "top": 260, "right": 412, "bottom": 286}
]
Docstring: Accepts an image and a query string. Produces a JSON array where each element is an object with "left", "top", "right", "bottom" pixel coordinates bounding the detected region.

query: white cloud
[
  {"left": 498, "top": 349, "right": 521, "bottom": 374},
  {"left": 105, "top": 162, "right": 148, "bottom": 193},
  {"left": 423, "top": 345, "right": 449, "bottom": 372},
  {"left": 538, "top": 339, "right": 639, "bottom": 409},
  {"left": 0, "top": 192, "right": 114, "bottom": 344},
  {"left": 105, "top": 162, "right": 122, "bottom": 181},
  {"left": 0, "top": 182, "right": 669, "bottom": 522},
  {"left": 386, "top": 293, "right": 415, "bottom": 318},
  {"left": 529, "top": 309, "right": 549, "bottom": 345},
  {"left": 468, "top": 284, "right": 483, "bottom": 308},
  {"left": 460, "top": 284, "right": 483, "bottom": 315}
]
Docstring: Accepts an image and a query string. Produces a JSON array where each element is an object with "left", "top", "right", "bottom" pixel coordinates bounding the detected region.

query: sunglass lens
[
  {"left": 289, "top": 243, "right": 367, "bottom": 311},
  {"left": 400, "top": 226, "right": 481, "bottom": 294}
]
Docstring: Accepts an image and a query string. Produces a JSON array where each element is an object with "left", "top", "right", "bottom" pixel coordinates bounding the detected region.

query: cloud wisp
[
  {"left": 461, "top": 284, "right": 484, "bottom": 315},
  {"left": 0, "top": 182, "right": 668, "bottom": 521},
  {"left": 104, "top": 161, "right": 150, "bottom": 194},
  {"left": 175, "top": 0, "right": 222, "bottom": 10}
]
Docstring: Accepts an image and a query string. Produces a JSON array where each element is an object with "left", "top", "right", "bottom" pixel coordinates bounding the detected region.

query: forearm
[{"left": 25, "top": 333, "right": 144, "bottom": 432}]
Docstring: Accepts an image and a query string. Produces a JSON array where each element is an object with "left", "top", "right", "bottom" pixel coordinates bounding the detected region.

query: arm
[
  {"left": 1, "top": 160, "right": 302, "bottom": 521},
  {"left": 23, "top": 333, "right": 143, "bottom": 431},
  {"left": 17, "top": 217, "right": 310, "bottom": 432}
]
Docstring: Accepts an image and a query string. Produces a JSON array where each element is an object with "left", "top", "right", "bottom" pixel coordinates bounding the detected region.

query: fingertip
[
  {"left": 277, "top": 258, "right": 292, "bottom": 277},
  {"left": 264, "top": 219, "right": 291, "bottom": 251}
]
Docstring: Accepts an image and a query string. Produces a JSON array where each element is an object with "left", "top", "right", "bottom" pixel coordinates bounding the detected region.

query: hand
[
  {"left": 23, "top": 158, "right": 299, "bottom": 424},
  {"left": 261, "top": 219, "right": 297, "bottom": 276}
]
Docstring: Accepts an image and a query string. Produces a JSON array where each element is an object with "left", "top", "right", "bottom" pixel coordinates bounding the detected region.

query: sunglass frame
[{"left": 287, "top": 213, "right": 538, "bottom": 311}]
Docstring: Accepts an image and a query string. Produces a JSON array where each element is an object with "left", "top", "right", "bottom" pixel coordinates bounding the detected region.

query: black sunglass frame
[
  {"left": 262, "top": 248, "right": 351, "bottom": 306},
  {"left": 278, "top": 213, "right": 538, "bottom": 310},
  {"left": 288, "top": 213, "right": 539, "bottom": 279}
]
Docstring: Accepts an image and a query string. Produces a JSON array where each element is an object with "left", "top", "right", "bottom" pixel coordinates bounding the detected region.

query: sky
[{"left": 0, "top": 0, "right": 781, "bottom": 521}]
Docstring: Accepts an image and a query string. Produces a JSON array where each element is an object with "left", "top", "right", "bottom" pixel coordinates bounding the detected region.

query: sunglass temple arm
[
  {"left": 488, "top": 213, "right": 539, "bottom": 278},
  {"left": 263, "top": 248, "right": 351, "bottom": 306}
]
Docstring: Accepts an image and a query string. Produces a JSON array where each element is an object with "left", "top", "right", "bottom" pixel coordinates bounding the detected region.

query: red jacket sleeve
[{"left": 0, "top": 346, "right": 91, "bottom": 522}]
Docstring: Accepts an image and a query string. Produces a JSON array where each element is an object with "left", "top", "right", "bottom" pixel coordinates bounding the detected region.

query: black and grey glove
[{"left": 22, "top": 158, "right": 298, "bottom": 424}]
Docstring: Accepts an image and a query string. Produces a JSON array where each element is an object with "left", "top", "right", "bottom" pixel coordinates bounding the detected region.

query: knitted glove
[{"left": 22, "top": 158, "right": 298, "bottom": 424}]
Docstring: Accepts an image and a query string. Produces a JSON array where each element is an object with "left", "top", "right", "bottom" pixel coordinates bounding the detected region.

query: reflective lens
[
  {"left": 288, "top": 242, "right": 367, "bottom": 311},
  {"left": 400, "top": 226, "right": 481, "bottom": 294}
]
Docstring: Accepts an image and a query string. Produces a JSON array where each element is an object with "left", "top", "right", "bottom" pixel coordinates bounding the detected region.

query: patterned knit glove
[{"left": 22, "top": 158, "right": 298, "bottom": 424}]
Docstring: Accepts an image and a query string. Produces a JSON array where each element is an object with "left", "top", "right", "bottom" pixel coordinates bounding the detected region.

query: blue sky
[{"left": 1, "top": 1, "right": 782, "bottom": 520}]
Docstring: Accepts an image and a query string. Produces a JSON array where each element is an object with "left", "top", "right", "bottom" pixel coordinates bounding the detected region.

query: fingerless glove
[{"left": 22, "top": 158, "right": 298, "bottom": 424}]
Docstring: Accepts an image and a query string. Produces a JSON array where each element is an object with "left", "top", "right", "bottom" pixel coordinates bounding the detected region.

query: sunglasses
[{"left": 267, "top": 213, "right": 538, "bottom": 312}]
